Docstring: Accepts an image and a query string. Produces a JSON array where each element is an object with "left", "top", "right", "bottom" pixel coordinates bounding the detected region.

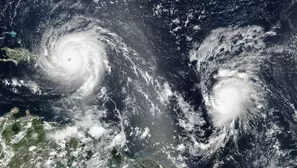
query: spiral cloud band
[
  {"left": 186, "top": 26, "right": 271, "bottom": 158},
  {"left": 190, "top": 26, "right": 268, "bottom": 128}
]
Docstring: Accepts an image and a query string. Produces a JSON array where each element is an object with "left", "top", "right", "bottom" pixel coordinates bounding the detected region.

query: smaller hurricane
[
  {"left": 187, "top": 26, "right": 272, "bottom": 158},
  {"left": 207, "top": 69, "right": 253, "bottom": 127},
  {"left": 190, "top": 26, "right": 270, "bottom": 128}
]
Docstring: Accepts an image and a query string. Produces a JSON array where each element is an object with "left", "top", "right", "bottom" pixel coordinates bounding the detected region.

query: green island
[
  {"left": 0, "top": 107, "right": 165, "bottom": 168},
  {"left": 0, "top": 47, "right": 36, "bottom": 65},
  {"left": 0, "top": 35, "right": 165, "bottom": 168}
]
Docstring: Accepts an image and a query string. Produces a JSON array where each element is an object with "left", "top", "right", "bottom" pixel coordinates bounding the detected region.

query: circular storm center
[
  {"left": 59, "top": 48, "right": 84, "bottom": 75},
  {"left": 214, "top": 82, "right": 248, "bottom": 115}
]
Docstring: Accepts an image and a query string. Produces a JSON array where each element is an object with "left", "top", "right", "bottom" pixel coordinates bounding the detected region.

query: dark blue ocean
[{"left": 1, "top": 0, "right": 297, "bottom": 167}]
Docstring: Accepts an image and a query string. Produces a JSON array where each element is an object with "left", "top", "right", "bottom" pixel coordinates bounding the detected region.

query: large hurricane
[{"left": 38, "top": 19, "right": 108, "bottom": 98}]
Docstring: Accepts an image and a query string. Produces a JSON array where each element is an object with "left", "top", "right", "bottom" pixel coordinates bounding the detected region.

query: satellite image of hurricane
[{"left": 1, "top": 0, "right": 297, "bottom": 168}]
